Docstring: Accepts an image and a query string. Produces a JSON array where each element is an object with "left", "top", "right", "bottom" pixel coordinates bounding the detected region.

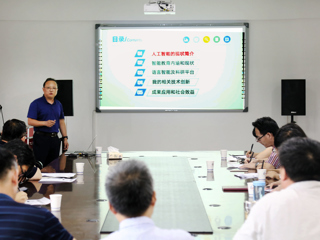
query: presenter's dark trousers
[{"left": 33, "top": 132, "right": 61, "bottom": 167}]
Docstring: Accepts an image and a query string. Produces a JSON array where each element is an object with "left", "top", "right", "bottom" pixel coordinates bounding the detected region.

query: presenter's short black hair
[
  {"left": 3, "top": 139, "right": 36, "bottom": 167},
  {"left": 279, "top": 137, "right": 320, "bottom": 182},
  {"left": 274, "top": 123, "right": 307, "bottom": 148},
  {"left": 0, "top": 148, "right": 17, "bottom": 180},
  {"left": 105, "top": 160, "right": 154, "bottom": 217},
  {"left": 1, "top": 119, "right": 27, "bottom": 141},
  {"left": 43, "top": 78, "right": 58, "bottom": 87},
  {"left": 252, "top": 117, "right": 279, "bottom": 137}
]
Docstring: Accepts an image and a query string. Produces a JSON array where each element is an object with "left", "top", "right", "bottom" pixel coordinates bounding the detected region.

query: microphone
[{"left": 0, "top": 105, "right": 4, "bottom": 125}]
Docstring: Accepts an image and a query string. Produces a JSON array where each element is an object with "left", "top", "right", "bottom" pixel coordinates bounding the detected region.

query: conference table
[{"left": 26, "top": 151, "right": 250, "bottom": 240}]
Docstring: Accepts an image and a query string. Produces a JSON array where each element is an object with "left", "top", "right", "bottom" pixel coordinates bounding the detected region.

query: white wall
[{"left": 0, "top": 0, "right": 319, "bottom": 152}]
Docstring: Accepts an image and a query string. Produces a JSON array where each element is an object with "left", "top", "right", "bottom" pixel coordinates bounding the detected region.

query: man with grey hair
[{"left": 103, "top": 160, "right": 194, "bottom": 240}]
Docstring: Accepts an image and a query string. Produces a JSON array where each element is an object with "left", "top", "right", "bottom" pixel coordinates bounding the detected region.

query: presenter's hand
[
  {"left": 15, "top": 191, "right": 28, "bottom": 203},
  {"left": 63, "top": 138, "right": 69, "bottom": 151},
  {"left": 45, "top": 120, "right": 56, "bottom": 127}
]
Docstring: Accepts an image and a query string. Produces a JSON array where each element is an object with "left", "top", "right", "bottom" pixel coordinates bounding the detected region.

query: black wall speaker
[
  {"left": 56, "top": 80, "right": 74, "bottom": 117},
  {"left": 281, "top": 79, "right": 306, "bottom": 116}
]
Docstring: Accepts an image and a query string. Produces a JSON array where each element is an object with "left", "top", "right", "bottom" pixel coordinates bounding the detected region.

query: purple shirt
[{"left": 27, "top": 95, "right": 64, "bottom": 133}]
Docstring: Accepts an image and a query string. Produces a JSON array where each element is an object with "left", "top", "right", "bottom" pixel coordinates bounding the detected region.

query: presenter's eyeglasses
[
  {"left": 256, "top": 133, "right": 267, "bottom": 142},
  {"left": 45, "top": 87, "right": 58, "bottom": 90}
]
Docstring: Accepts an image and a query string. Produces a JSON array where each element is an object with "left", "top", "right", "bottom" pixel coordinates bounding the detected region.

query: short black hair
[
  {"left": 3, "top": 139, "right": 36, "bottom": 167},
  {"left": 1, "top": 119, "right": 27, "bottom": 141},
  {"left": 252, "top": 117, "right": 279, "bottom": 138},
  {"left": 43, "top": 78, "right": 58, "bottom": 88},
  {"left": 279, "top": 137, "right": 320, "bottom": 182},
  {"left": 274, "top": 123, "right": 307, "bottom": 148},
  {"left": 105, "top": 160, "right": 154, "bottom": 217},
  {"left": 0, "top": 148, "right": 17, "bottom": 180}
]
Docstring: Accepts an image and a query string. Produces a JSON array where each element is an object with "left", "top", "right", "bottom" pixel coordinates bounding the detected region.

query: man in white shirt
[
  {"left": 234, "top": 137, "right": 320, "bottom": 240},
  {"left": 103, "top": 160, "right": 194, "bottom": 240}
]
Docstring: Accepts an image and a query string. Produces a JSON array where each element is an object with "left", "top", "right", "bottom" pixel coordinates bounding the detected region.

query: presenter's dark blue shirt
[
  {"left": 0, "top": 193, "right": 73, "bottom": 240},
  {"left": 27, "top": 95, "right": 64, "bottom": 133}
]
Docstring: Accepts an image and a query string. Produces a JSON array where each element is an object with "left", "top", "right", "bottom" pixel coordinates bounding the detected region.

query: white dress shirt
[
  {"left": 234, "top": 181, "right": 320, "bottom": 240},
  {"left": 102, "top": 216, "right": 194, "bottom": 240}
]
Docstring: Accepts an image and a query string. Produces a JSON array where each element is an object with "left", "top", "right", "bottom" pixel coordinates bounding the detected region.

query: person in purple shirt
[
  {"left": 27, "top": 78, "right": 69, "bottom": 168},
  {"left": 103, "top": 160, "right": 194, "bottom": 240}
]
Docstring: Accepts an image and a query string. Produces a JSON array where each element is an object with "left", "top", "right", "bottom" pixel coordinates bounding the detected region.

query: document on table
[
  {"left": 41, "top": 173, "right": 76, "bottom": 178},
  {"left": 228, "top": 155, "right": 246, "bottom": 162},
  {"left": 228, "top": 162, "right": 243, "bottom": 168},
  {"left": 25, "top": 197, "right": 51, "bottom": 206},
  {"left": 234, "top": 173, "right": 258, "bottom": 179},
  {"left": 39, "top": 177, "right": 77, "bottom": 183}
]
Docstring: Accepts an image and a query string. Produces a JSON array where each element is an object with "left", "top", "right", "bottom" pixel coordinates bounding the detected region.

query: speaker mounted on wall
[
  {"left": 55, "top": 80, "right": 74, "bottom": 117},
  {"left": 281, "top": 79, "right": 306, "bottom": 123}
]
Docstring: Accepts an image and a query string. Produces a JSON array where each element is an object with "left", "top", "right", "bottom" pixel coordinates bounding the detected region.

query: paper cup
[
  {"left": 206, "top": 171, "right": 214, "bottom": 181},
  {"left": 221, "top": 159, "right": 227, "bottom": 168},
  {"left": 76, "top": 162, "right": 85, "bottom": 174},
  {"left": 50, "top": 194, "right": 62, "bottom": 211},
  {"left": 220, "top": 149, "right": 227, "bottom": 159},
  {"left": 258, "top": 169, "right": 267, "bottom": 180},
  {"left": 206, "top": 161, "right": 214, "bottom": 171},
  {"left": 247, "top": 182, "right": 254, "bottom": 196},
  {"left": 95, "top": 146, "right": 102, "bottom": 156},
  {"left": 96, "top": 156, "right": 102, "bottom": 165}
]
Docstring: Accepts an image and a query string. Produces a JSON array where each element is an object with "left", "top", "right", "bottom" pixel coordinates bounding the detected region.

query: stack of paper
[
  {"left": 39, "top": 173, "right": 77, "bottom": 183},
  {"left": 234, "top": 173, "right": 258, "bottom": 179},
  {"left": 25, "top": 197, "right": 51, "bottom": 206}
]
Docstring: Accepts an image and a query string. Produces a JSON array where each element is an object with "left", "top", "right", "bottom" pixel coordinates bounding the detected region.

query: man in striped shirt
[{"left": 0, "top": 148, "right": 75, "bottom": 240}]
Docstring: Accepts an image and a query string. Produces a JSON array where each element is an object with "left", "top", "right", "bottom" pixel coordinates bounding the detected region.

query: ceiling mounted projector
[{"left": 144, "top": 1, "right": 176, "bottom": 15}]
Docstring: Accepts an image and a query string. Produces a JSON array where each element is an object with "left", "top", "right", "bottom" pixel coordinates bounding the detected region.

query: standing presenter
[{"left": 27, "top": 78, "right": 69, "bottom": 168}]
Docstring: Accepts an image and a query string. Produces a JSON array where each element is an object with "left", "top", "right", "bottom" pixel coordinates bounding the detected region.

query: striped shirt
[
  {"left": 267, "top": 147, "right": 280, "bottom": 169},
  {"left": 0, "top": 193, "right": 73, "bottom": 240}
]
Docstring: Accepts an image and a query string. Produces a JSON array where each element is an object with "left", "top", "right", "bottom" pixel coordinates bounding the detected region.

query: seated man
[
  {"left": 266, "top": 122, "right": 307, "bottom": 190},
  {"left": 234, "top": 137, "right": 320, "bottom": 240},
  {"left": 242, "top": 117, "right": 279, "bottom": 170},
  {"left": 0, "top": 148, "right": 75, "bottom": 240},
  {"left": 4, "top": 139, "right": 42, "bottom": 183},
  {"left": 0, "top": 119, "right": 42, "bottom": 175},
  {"left": 103, "top": 160, "right": 194, "bottom": 240},
  {"left": 0, "top": 119, "right": 27, "bottom": 145}
]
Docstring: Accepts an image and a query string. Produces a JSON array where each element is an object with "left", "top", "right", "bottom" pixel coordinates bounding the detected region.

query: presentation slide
[{"left": 96, "top": 24, "right": 247, "bottom": 112}]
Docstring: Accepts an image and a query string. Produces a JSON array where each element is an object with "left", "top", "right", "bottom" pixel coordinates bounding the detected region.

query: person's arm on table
[
  {"left": 254, "top": 147, "right": 273, "bottom": 159},
  {"left": 30, "top": 168, "right": 42, "bottom": 180},
  {"left": 59, "top": 119, "right": 69, "bottom": 151},
  {"left": 256, "top": 162, "right": 275, "bottom": 170},
  {"left": 28, "top": 118, "right": 56, "bottom": 128},
  {"left": 244, "top": 158, "right": 267, "bottom": 164}
]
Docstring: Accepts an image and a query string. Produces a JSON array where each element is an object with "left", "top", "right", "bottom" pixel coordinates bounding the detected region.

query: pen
[
  {"left": 250, "top": 144, "right": 254, "bottom": 154},
  {"left": 248, "top": 152, "right": 254, "bottom": 163},
  {"left": 261, "top": 160, "right": 265, "bottom": 169}
]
